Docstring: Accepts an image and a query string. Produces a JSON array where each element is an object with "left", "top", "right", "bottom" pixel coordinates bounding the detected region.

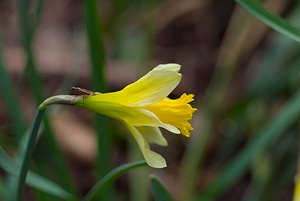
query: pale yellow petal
[
  {"left": 161, "top": 124, "right": 181, "bottom": 134},
  {"left": 127, "top": 124, "right": 167, "bottom": 168},
  {"left": 137, "top": 126, "right": 167, "bottom": 146},
  {"left": 103, "top": 64, "right": 182, "bottom": 106}
]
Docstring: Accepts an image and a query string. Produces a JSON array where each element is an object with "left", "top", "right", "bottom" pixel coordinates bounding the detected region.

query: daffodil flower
[
  {"left": 76, "top": 64, "right": 196, "bottom": 168},
  {"left": 40, "top": 64, "right": 196, "bottom": 168}
]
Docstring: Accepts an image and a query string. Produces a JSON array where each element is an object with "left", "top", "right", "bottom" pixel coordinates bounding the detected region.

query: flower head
[{"left": 75, "top": 64, "right": 196, "bottom": 168}]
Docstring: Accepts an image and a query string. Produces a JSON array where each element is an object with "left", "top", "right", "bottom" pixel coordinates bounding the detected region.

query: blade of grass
[
  {"left": 0, "top": 147, "right": 76, "bottom": 201},
  {"left": 33, "top": 0, "right": 44, "bottom": 27},
  {"left": 195, "top": 89, "right": 300, "bottom": 201},
  {"left": 83, "top": 0, "right": 111, "bottom": 187},
  {"left": 82, "top": 161, "right": 147, "bottom": 201},
  {"left": 150, "top": 175, "right": 174, "bottom": 201},
  {"left": 0, "top": 29, "right": 26, "bottom": 138},
  {"left": 83, "top": 0, "right": 106, "bottom": 92},
  {"left": 235, "top": 0, "right": 300, "bottom": 43},
  {"left": 17, "top": 0, "right": 43, "bottom": 103}
]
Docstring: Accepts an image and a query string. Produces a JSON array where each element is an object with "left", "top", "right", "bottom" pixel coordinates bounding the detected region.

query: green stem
[
  {"left": 82, "top": 161, "right": 147, "bottom": 201},
  {"left": 16, "top": 109, "right": 44, "bottom": 201}
]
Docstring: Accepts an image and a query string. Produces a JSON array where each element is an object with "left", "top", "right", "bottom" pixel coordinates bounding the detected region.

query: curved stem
[
  {"left": 82, "top": 161, "right": 147, "bottom": 201},
  {"left": 16, "top": 109, "right": 44, "bottom": 201}
]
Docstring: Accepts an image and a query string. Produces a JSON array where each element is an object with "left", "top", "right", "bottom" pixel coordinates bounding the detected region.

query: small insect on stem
[{"left": 70, "top": 87, "right": 95, "bottom": 96}]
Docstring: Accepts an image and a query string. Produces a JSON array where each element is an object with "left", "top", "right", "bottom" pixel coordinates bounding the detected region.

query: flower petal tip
[
  {"left": 144, "top": 149, "right": 167, "bottom": 168},
  {"left": 163, "top": 124, "right": 181, "bottom": 134},
  {"left": 147, "top": 158, "right": 167, "bottom": 169},
  {"left": 155, "top": 63, "right": 181, "bottom": 72}
]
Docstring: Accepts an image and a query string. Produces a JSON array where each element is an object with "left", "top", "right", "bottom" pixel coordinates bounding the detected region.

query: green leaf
[
  {"left": 150, "top": 175, "right": 174, "bottom": 201},
  {"left": 83, "top": 0, "right": 106, "bottom": 91},
  {"left": 235, "top": 0, "right": 300, "bottom": 43},
  {"left": 33, "top": 0, "right": 44, "bottom": 27},
  {"left": 83, "top": 0, "right": 110, "bottom": 172},
  {"left": 83, "top": 1, "right": 111, "bottom": 200},
  {"left": 0, "top": 147, "right": 76, "bottom": 200},
  {"left": 82, "top": 161, "right": 147, "bottom": 201},
  {"left": 0, "top": 29, "right": 26, "bottom": 138}
]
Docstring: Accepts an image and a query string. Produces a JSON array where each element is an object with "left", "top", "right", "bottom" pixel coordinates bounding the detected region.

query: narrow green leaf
[
  {"left": 196, "top": 89, "right": 300, "bottom": 201},
  {"left": 0, "top": 29, "right": 26, "bottom": 138},
  {"left": 235, "top": 0, "right": 300, "bottom": 43},
  {"left": 83, "top": 0, "right": 106, "bottom": 90},
  {"left": 18, "top": 0, "right": 43, "bottom": 103},
  {"left": 33, "top": 0, "right": 44, "bottom": 27},
  {"left": 83, "top": 3, "right": 111, "bottom": 199},
  {"left": 150, "top": 175, "right": 174, "bottom": 201},
  {"left": 83, "top": 0, "right": 110, "bottom": 174},
  {"left": 0, "top": 147, "right": 76, "bottom": 201},
  {"left": 82, "top": 161, "right": 147, "bottom": 201}
]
